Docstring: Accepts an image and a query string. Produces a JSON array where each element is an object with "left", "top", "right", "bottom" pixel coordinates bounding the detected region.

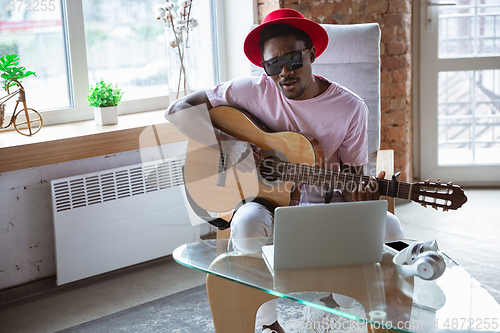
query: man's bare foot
[{"left": 263, "top": 320, "right": 285, "bottom": 333}]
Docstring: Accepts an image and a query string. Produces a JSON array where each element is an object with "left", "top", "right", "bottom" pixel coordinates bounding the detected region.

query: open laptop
[{"left": 262, "top": 200, "right": 388, "bottom": 271}]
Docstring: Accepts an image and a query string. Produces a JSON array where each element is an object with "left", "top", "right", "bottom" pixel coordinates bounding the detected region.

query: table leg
[{"left": 206, "top": 273, "right": 278, "bottom": 333}]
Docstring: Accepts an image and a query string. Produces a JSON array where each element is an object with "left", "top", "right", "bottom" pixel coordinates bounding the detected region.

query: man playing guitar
[{"left": 166, "top": 8, "right": 404, "bottom": 333}]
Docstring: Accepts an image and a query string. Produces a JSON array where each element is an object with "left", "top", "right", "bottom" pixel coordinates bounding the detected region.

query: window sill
[{"left": 0, "top": 110, "right": 187, "bottom": 173}]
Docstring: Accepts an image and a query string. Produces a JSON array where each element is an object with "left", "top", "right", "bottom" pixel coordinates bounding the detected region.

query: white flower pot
[{"left": 94, "top": 106, "right": 118, "bottom": 125}]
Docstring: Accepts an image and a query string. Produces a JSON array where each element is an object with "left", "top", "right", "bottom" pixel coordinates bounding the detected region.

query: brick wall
[
  {"left": 257, "top": 0, "right": 280, "bottom": 21},
  {"left": 257, "top": 0, "right": 413, "bottom": 182}
]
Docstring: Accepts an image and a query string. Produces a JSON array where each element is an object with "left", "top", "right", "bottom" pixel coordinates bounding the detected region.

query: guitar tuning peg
[
  {"left": 425, "top": 179, "right": 431, "bottom": 184},
  {"left": 421, "top": 203, "right": 427, "bottom": 208},
  {"left": 436, "top": 178, "right": 441, "bottom": 184},
  {"left": 447, "top": 181, "right": 453, "bottom": 185},
  {"left": 443, "top": 208, "right": 449, "bottom": 212},
  {"left": 434, "top": 207, "right": 438, "bottom": 210}
]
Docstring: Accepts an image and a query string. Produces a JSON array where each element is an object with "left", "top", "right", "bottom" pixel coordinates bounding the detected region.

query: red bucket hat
[{"left": 244, "top": 8, "right": 329, "bottom": 67}]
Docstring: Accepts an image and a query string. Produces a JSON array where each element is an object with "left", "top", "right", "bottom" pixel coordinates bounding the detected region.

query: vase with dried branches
[{"left": 155, "top": 0, "right": 199, "bottom": 102}]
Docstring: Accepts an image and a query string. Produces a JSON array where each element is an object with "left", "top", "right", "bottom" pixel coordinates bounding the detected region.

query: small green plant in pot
[{"left": 87, "top": 79, "right": 124, "bottom": 125}]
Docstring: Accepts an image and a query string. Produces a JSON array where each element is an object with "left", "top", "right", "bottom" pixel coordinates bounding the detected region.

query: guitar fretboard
[{"left": 263, "top": 160, "right": 414, "bottom": 200}]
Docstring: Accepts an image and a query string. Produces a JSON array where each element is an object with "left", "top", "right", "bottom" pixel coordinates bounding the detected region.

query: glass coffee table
[{"left": 173, "top": 238, "right": 500, "bottom": 333}]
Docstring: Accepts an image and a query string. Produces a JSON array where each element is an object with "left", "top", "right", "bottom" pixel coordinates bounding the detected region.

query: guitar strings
[
  {"left": 254, "top": 159, "right": 456, "bottom": 208},
  {"left": 259, "top": 159, "right": 418, "bottom": 198}
]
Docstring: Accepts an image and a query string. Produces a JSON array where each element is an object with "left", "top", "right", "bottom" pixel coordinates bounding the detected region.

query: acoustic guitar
[{"left": 184, "top": 106, "right": 467, "bottom": 213}]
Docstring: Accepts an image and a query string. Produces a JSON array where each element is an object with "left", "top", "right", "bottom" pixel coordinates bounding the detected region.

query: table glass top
[{"left": 173, "top": 238, "right": 500, "bottom": 332}]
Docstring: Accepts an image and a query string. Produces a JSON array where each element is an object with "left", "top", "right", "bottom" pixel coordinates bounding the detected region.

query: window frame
[
  {"left": 419, "top": 0, "right": 500, "bottom": 186},
  {"left": 41, "top": 0, "right": 220, "bottom": 126},
  {"left": 1, "top": 0, "right": 256, "bottom": 128}
]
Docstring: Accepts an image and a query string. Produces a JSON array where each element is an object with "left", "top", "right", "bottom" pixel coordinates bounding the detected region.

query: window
[
  {"left": 82, "top": 0, "right": 170, "bottom": 101},
  {"left": 437, "top": 0, "right": 500, "bottom": 165},
  {"left": 439, "top": 0, "right": 500, "bottom": 58},
  {"left": 438, "top": 70, "right": 500, "bottom": 164},
  {"left": 419, "top": 0, "right": 500, "bottom": 184},
  {"left": 0, "top": 0, "right": 218, "bottom": 126}
]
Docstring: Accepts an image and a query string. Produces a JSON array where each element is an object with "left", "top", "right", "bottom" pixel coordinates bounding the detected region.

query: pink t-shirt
[{"left": 206, "top": 74, "right": 368, "bottom": 204}]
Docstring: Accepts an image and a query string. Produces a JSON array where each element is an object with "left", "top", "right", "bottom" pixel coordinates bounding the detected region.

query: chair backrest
[{"left": 250, "top": 23, "right": 381, "bottom": 177}]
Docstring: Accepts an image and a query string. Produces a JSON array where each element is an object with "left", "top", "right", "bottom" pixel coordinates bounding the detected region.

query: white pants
[{"left": 228, "top": 202, "right": 405, "bottom": 327}]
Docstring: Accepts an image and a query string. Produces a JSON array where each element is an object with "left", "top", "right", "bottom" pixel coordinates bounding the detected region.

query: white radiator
[{"left": 51, "top": 157, "right": 203, "bottom": 285}]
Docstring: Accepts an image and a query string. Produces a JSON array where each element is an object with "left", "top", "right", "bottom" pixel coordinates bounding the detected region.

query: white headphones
[{"left": 392, "top": 240, "right": 446, "bottom": 281}]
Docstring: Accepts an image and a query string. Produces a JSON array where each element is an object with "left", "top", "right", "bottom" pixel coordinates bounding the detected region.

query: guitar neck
[{"left": 274, "top": 161, "right": 411, "bottom": 200}]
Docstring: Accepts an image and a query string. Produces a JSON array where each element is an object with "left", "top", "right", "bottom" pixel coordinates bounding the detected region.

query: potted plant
[{"left": 86, "top": 79, "right": 124, "bottom": 125}]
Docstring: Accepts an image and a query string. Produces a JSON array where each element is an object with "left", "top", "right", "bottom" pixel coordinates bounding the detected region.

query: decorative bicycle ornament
[{"left": 0, "top": 79, "right": 43, "bottom": 136}]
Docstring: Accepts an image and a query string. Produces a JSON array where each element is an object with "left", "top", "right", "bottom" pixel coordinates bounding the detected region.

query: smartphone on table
[{"left": 384, "top": 240, "right": 410, "bottom": 255}]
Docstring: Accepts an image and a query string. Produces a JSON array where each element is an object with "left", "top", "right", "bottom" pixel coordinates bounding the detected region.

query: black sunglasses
[{"left": 260, "top": 49, "right": 309, "bottom": 76}]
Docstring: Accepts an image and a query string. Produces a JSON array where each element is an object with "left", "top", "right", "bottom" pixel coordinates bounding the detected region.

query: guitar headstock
[{"left": 411, "top": 179, "right": 468, "bottom": 211}]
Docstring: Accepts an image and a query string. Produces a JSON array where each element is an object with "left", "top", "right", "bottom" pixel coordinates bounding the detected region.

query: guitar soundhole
[{"left": 259, "top": 156, "right": 283, "bottom": 182}]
